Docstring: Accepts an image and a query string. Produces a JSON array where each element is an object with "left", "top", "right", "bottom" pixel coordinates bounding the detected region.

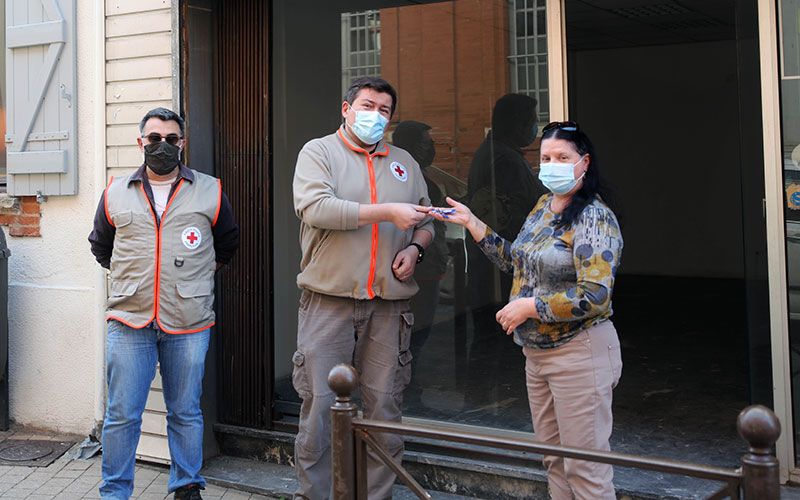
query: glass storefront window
[
  {"left": 273, "top": 0, "right": 548, "bottom": 432},
  {"left": 779, "top": 0, "right": 800, "bottom": 462}
]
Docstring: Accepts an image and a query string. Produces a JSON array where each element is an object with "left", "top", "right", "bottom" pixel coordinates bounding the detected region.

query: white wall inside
[
  {"left": 571, "top": 40, "right": 745, "bottom": 279},
  {"left": 5, "top": 1, "right": 105, "bottom": 434}
]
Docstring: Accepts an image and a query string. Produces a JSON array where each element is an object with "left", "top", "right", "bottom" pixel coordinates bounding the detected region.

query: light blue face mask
[
  {"left": 350, "top": 110, "right": 389, "bottom": 145},
  {"left": 538, "top": 156, "right": 586, "bottom": 195}
]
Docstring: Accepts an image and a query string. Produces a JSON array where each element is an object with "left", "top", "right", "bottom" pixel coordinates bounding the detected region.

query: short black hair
[
  {"left": 139, "top": 107, "right": 185, "bottom": 136},
  {"left": 343, "top": 77, "right": 398, "bottom": 116}
]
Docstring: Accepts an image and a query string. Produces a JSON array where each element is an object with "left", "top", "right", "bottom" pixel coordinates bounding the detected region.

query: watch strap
[{"left": 408, "top": 242, "right": 424, "bottom": 263}]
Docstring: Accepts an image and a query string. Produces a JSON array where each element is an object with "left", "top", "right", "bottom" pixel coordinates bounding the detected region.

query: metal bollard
[
  {"left": 329, "top": 364, "right": 359, "bottom": 500},
  {"left": 738, "top": 404, "right": 781, "bottom": 499}
]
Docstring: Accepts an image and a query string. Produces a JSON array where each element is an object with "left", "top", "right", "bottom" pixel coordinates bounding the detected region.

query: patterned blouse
[{"left": 477, "top": 194, "right": 623, "bottom": 349}]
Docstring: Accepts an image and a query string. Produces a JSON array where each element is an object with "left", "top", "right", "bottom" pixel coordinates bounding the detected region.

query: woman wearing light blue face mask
[{"left": 430, "top": 121, "right": 623, "bottom": 499}]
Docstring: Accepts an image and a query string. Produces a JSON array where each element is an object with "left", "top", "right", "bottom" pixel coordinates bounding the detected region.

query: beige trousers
[
  {"left": 292, "top": 290, "right": 414, "bottom": 500},
  {"left": 523, "top": 321, "right": 622, "bottom": 500}
]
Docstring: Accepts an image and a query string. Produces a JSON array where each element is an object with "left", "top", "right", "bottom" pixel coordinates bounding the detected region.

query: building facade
[{"left": 4, "top": 0, "right": 800, "bottom": 490}]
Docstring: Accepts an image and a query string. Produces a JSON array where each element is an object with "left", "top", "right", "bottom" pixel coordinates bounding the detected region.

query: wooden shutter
[{"left": 5, "top": 0, "right": 76, "bottom": 196}]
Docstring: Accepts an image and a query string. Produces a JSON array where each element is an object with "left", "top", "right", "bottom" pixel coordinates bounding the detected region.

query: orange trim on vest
[
  {"left": 107, "top": 315, "right": 214, "bottom": 334},
  {"left": 104, "top": 176, "right": 115, "bottom": 227},
  {"left": 336, "top": 128, "right": 390, "bottom": 299},
  {"left": 212, "top": 179, "right": 222, "bottom": 227},
  {"left": 156, "top": 321, "right": 216, "bottom": 335},
  {"left": 106, "top": 314, "right": 152, "bottom": 330},
  {"left": 154, "top": 179, "right": 185, "bottom": 333},
  {"left": 137, "top": 182, "right": 159, "bottom": 327}
]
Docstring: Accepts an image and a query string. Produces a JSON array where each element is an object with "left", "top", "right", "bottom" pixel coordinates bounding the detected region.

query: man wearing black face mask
[{"left": 88, "top": 108, "right": 239, "bottom": 500}]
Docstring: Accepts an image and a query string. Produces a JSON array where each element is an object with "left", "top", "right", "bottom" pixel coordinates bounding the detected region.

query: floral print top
[{"left": 477, "top": 194, "right": 623, "bottom": 349}]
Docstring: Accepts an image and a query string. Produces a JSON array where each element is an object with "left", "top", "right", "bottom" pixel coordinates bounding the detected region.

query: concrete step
[{"left": 201, "top": 455, "right": 471, "bottom": 499}]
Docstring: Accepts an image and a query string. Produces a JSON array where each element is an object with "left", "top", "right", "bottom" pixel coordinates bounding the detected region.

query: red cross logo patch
[
  {"left": 390, "top": 161, "right": 408, "bottom": 182},
  {"left": 181, "top": 227, "right": 202, "bottom": 250}
]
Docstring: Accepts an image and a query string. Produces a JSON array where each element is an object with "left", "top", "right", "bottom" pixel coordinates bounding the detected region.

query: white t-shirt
[{"left": 150, "top": 177, "right": 176, "bottom": 220}]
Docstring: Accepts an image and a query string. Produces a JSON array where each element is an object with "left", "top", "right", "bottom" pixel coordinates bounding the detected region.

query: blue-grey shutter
[{"left": 5, "top": 0, "right": 77, "bottom": 196}]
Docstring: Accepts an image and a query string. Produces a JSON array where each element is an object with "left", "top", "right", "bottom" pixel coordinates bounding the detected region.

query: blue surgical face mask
[
  {"left": 538, "top": 156, "right": 586, "bottom": 195},
  {"left": 350, "top": 110, "right": 389, "bottom": 145}
]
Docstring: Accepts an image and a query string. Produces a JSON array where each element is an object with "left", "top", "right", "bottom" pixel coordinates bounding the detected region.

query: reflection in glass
[
  {"left": 274, "top": 0, "right": 549, "bottom": 433},
  {"left": 780, "top": 0, "right": 800, "bottom": 462},
  {"left": 782, "top": 0, "right": 800, "bottom": 77}
]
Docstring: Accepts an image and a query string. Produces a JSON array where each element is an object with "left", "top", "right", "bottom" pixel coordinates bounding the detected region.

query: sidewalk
[{"left": 0, "top": 427, "right": 280, "bottom": 500}]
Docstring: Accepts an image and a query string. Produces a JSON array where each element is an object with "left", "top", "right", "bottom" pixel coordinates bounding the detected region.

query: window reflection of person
[
  {"left": 466, "top": 94, "right": 545, "bottom": 356},
  {"left": 392, "top": 120, "right": 449, "bottom": 408}
]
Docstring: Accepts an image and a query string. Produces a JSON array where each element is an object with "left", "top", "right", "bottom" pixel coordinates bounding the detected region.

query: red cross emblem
[
  {"left": 390, "top": 161, "right": 408, "bottom": 182},
  {"left": 181, "top": 226, "right": 202, "bottom": 250}
]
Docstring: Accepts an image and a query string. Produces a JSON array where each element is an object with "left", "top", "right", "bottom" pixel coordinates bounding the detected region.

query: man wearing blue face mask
[{"left": 291, "top": 77, "right": 435, "bottom": 500}]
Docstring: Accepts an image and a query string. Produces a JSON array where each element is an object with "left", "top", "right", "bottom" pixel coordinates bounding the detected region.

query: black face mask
[{"left": 144, "top": 141, "right": 181, "bottom": 175}]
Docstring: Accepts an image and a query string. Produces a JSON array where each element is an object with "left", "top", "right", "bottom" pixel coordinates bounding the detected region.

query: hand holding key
[{"left": 428, "top": 197, "right": 488, "bottom": 242}]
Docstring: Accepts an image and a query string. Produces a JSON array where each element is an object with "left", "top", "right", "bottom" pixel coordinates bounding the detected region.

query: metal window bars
[
  {"left": 508, "top": 0, "right": 549, "bottom": 120},
  {"left": 340, "top": 10, "right": 382, "bottom": 96}
]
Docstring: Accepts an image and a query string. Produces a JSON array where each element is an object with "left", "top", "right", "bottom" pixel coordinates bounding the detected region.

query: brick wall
[
  {"left": 0, "top": 196, "right": 41, "bottom": 237},
  {"left": 380, "top": 0, "right": 510, "bottom": 181}
]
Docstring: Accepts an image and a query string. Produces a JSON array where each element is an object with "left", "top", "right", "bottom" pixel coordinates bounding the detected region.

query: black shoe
[{"left": 174, "top": 484, "right": 203, "bottom": 500}]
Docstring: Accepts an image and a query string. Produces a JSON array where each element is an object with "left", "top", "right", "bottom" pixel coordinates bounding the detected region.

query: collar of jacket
[
  {"left": 127, "top": 163, "right": 195, "bottom": 186},
  {"left": 337, "top": 126, "right": 390, "bottom": 157}
]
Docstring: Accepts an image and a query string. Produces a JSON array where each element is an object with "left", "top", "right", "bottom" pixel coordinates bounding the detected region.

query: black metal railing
[{"left": 327, "top": 364, "right": 781, "bottom": 500}]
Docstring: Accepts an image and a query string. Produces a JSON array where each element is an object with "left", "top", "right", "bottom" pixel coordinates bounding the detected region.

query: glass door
[{"left": 271, "top": 0, "right": 568, "bottom": 433}]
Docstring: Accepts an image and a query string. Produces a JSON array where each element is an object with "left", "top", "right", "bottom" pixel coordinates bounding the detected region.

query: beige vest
[{"left": 105, "top": 171, "right": 221, "bottom": 333}]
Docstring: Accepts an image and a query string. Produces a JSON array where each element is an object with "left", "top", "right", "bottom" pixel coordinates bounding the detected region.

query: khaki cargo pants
[{"left": 292, "top": 289, "right": 414, "bottom": 500}]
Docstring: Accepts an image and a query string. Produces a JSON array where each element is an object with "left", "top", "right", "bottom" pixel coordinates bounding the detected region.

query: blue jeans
[{"left": 100, "top": 320, "right": 210, "bottom": 499}]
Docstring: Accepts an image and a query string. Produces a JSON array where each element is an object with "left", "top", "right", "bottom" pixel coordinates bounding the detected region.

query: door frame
[
  {"left": 546, "top": 0, "right": 568, "bottom": 121},
  {"left": 758, "top": 0, "right": 794, "bottom": 482}
]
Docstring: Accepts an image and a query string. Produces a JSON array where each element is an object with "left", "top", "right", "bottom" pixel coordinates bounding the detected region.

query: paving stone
[
  {"left": 135, "top": 494, "right": 168, "bottom": 500},
  {"left": 53, "top": 470, "right": 83, "bottom": 479},
  {"left": 4, "top": 487, "right": 35, "bottom": 497},
  {"left": 2, "top": 470, "right": 31, "bottom": 478},
  {"left": 41, "top": 478, "right": 74, "bottom": 488},
  {"left": 62, "top": 462, "right": 91, "bottom": 472},
  {"left": 221, "top": 491, "right": 251, "bottom": 500},
  {"left": 203, "top": 485, "right": 228, "bottom": 496},
  {"left": 80, "top": 487, "right": 101, "bottom": 499},
  {"left": 52, "top": 492, "right": 86, "bottom": 500}
]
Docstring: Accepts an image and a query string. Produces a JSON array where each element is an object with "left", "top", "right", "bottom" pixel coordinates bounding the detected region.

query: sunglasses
[
  {"left": 542, "top": 121, "right": 579, "bottom": 133},
  {"left": 143, "top": 133, "right": 183, "bottom": 146}
]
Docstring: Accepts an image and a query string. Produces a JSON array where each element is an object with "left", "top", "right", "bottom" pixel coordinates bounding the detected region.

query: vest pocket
[
  {"left": 107, "top": 280, "right": 140, "bottom": 310},
  {"left": 111, "top": 210, "right": 133, "bottom": 228},
  {"left": 176, "top": 281, "right": 214, "bottom": 298},
  {"left": 174, "top": 280, "right": 215, "bottom": 328}
]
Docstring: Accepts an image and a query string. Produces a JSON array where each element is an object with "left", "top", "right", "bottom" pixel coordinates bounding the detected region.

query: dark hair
[
  {"left": 343, "top": 77, "right": 398, "bottom": 116},
  {"left": 139, "top": 107, "right": 185, "bottom": 136},
  {"left": 541, "top": 125, "right": 612, "bottom": 230}
]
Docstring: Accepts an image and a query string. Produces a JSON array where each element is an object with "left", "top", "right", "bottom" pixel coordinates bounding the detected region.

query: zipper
[
  {"left": 140, "top": 179, "right": 185, "bottom": 326},
  {"left": 366, "top": 155, "right": 378, "bottom": 299}
]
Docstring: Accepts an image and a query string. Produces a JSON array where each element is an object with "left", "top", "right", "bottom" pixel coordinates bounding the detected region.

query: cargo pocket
[
  {"left": 394, "top": 312, "right": 414, "bottom": 396},
  {"left": 609, "top": 343, "right": 623, "bottom": 388},
  {"left": 107, "top": 280, "right": 139, "bottom": 310},
  {"left": 111, "top": 210, "right": 132, "bottom": 228},
  {"left": 175, "top": 280, "right": 214, "bottom": 327},
  {"left": 292, "top": 350, "right": 312, "bottom": 399}
]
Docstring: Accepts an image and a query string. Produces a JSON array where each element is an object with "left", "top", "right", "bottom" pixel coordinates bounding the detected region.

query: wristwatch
[{"left": 407, "top": 242, "right": 425, "bottom": 263}]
